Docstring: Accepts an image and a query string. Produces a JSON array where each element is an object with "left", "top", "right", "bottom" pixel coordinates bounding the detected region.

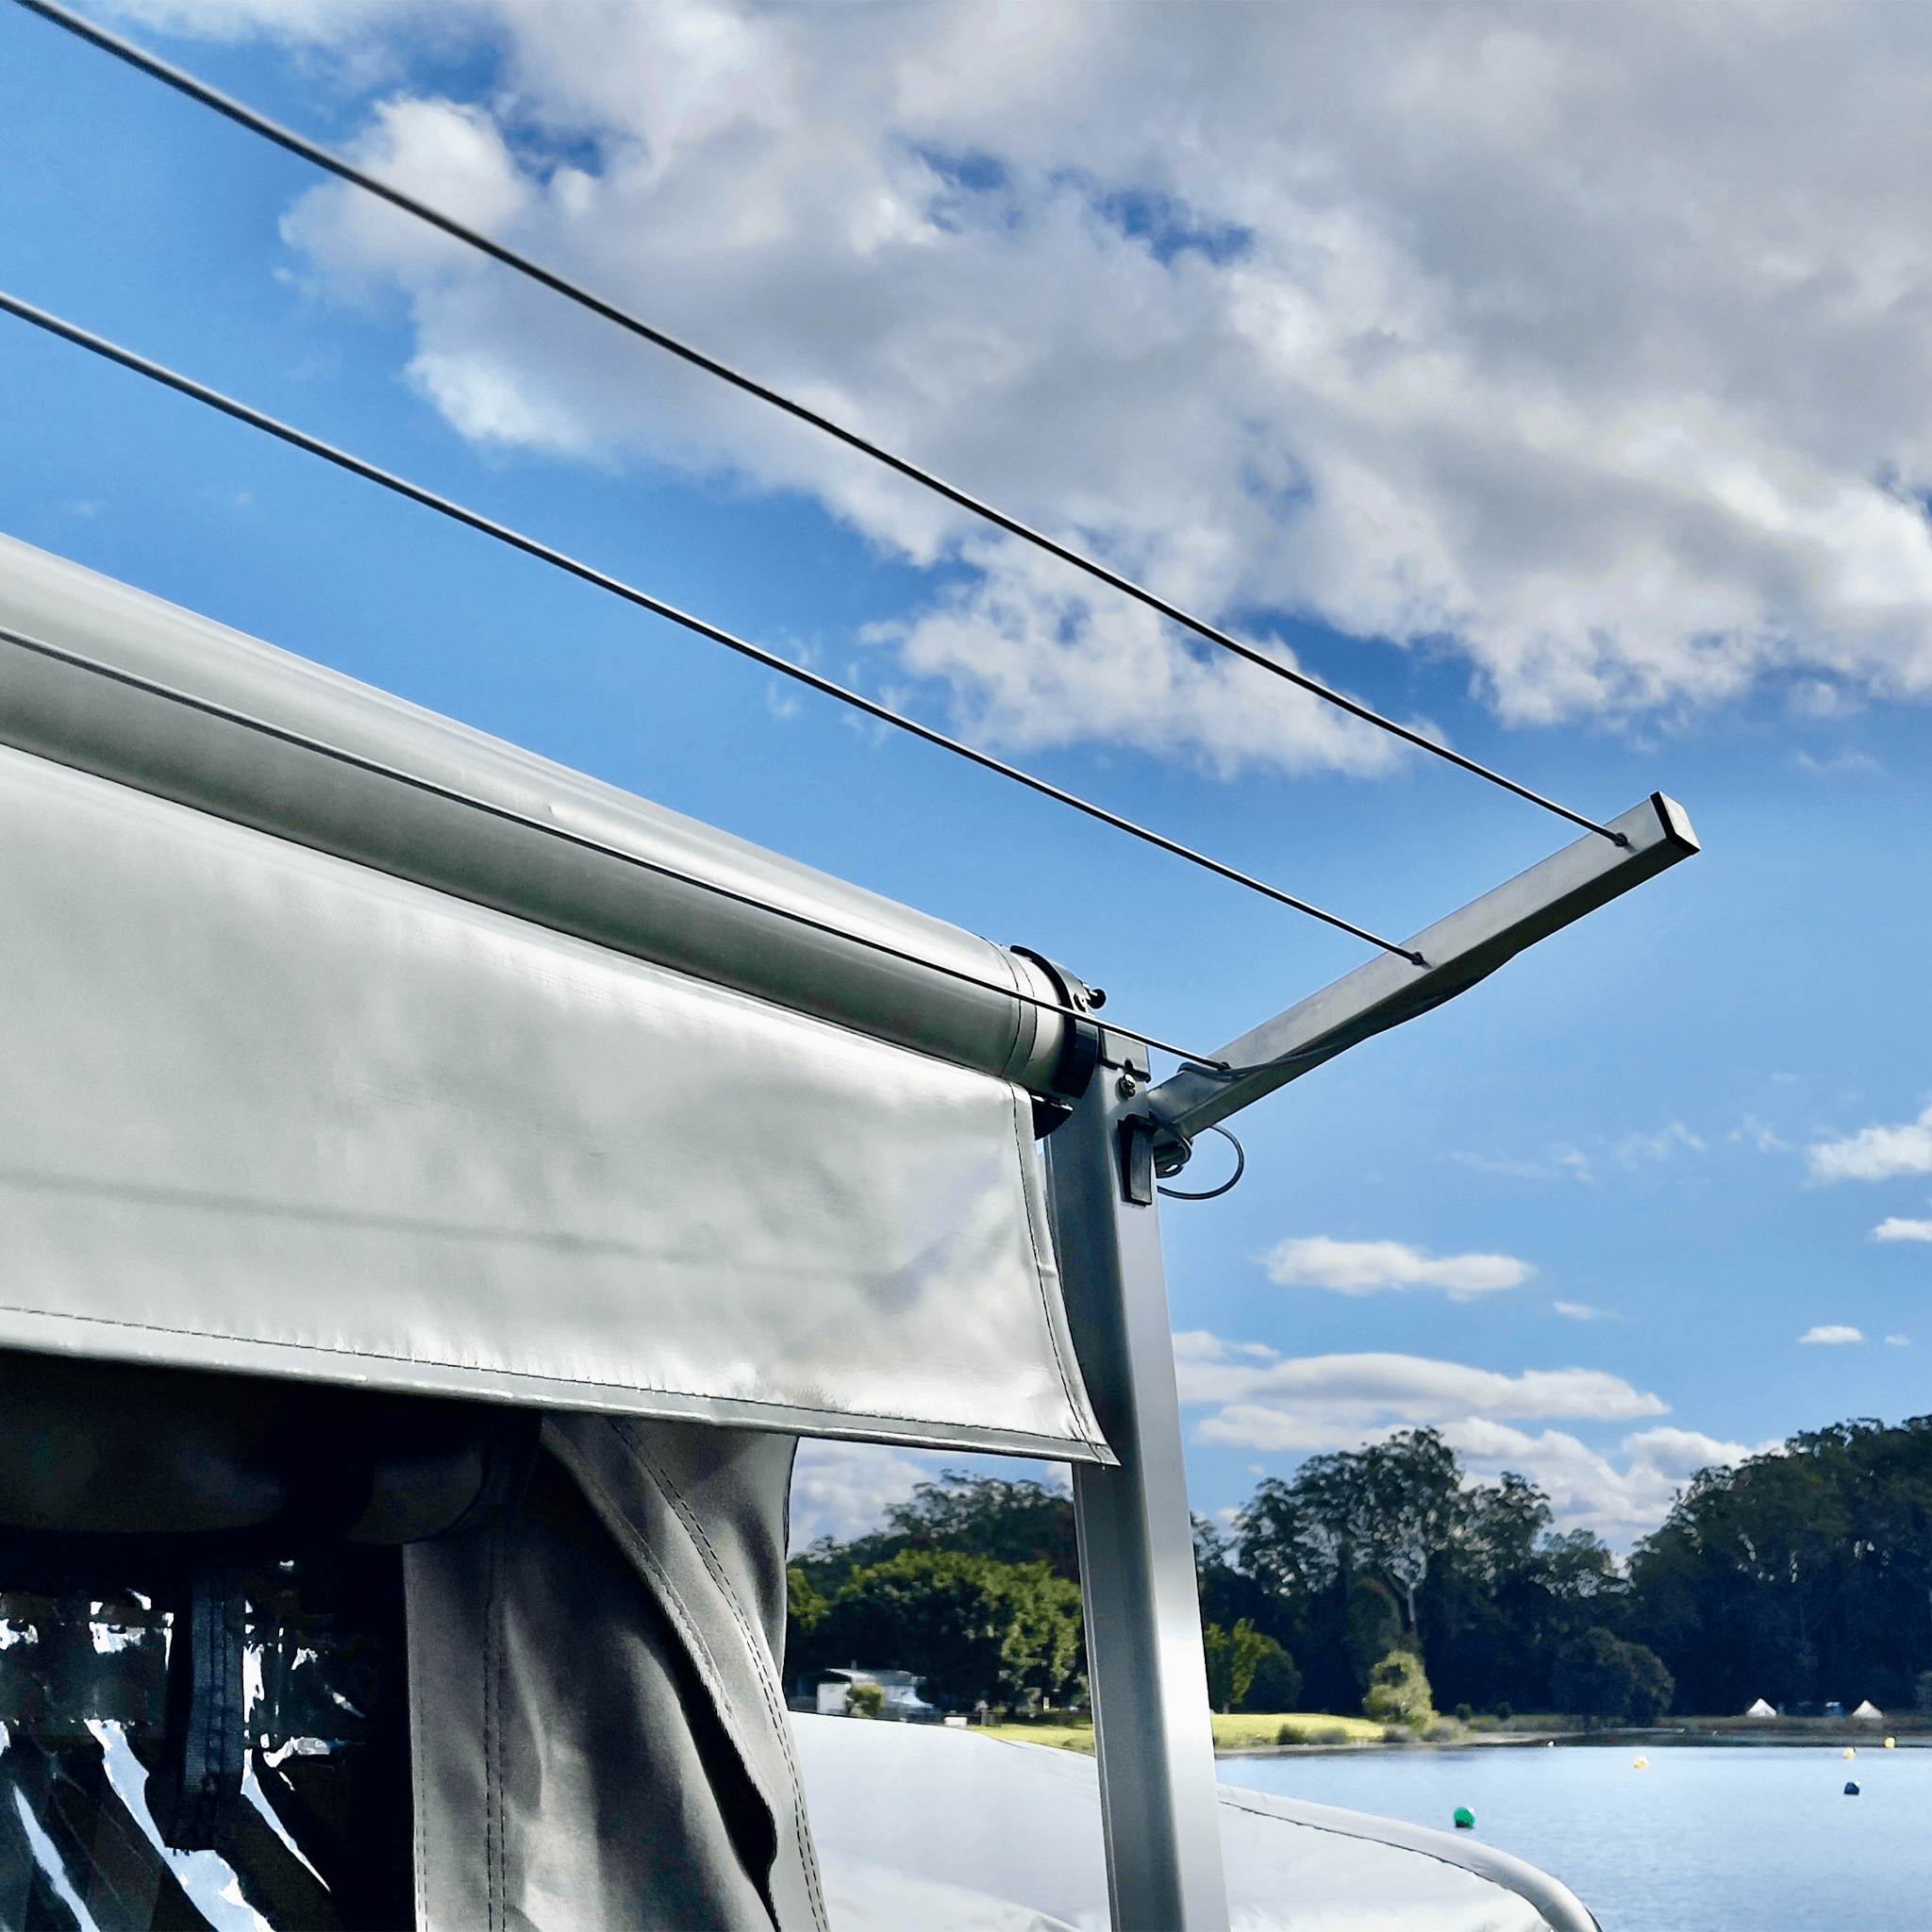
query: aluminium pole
[{"left": 1047, "top": 1034, "right": 1229, "bottom": 1932}]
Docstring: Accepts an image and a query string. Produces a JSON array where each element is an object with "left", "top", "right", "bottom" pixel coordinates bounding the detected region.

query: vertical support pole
[{"left": 1047, "top": 1036, "right": 1229, "bottom": 1932}]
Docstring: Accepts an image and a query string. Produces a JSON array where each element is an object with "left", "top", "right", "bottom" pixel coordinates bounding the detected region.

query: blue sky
[{"left": 4, "top": 0, "right": 1931, "bottom": 1550}]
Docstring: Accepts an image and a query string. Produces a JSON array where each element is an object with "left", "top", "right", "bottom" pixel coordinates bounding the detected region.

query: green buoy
[{"left": 1453, "top": 1807, "right": 1475, "bottom": 1830}]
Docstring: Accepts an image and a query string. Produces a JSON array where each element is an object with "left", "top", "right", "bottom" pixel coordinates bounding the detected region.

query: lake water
[{"left": 1216, "top": 1741, "right": 1932, "bottom": 1931}]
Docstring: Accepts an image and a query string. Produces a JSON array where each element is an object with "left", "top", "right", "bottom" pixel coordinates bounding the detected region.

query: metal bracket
[{"left": 1012, "top": 946, "right": 1105, "bottom": 1139}]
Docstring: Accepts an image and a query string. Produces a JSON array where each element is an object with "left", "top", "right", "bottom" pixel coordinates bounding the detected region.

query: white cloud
[
  {"left": 1553, "top": 1300, "right": 1616, "bottom": 1322},
  {"left": 1887, "top": 1334, "right": 1911, "bottom": 1347},
  {"left": 111, "top": 0, "right": 1932, "bottom": 761},
  {"left": 787, "top": 1440, "right": 934, "bottom": 1551},
  {"left": 1446, "top": 1422, "right": 1775, "bottom": 1545},
  {"left": 1261, "top": 1235, "right": 1532, "bottom": 1299},
  {"left": 1798, "top": 1324, "right": 1862, "bottom": 1345},
  {"left": 1792, "top": 748, "right": 1881, "bottom": 775},
  {"left": 1173, "top": 1329, "right": 1279, "bottom": 1362},
  {"left": 1170, "top": 1332, "right": 1773, "bottom": 1543},
  {"left": 1453, "top": 1145, "right": 1592, "bottom": 1183},
  {"left": 1808, "top": 1105, "right": 1932, "bottom": 1182},
  {"left": 1616, "top": 1122, "right": 1706, "bottom": 1163},
  {"left": 786, "top": 1441, "right": 1072, "bottom": 1549},
  {"left": 1874, "top": 1217, "right": 1932, "bottom": 1242},
  {"left": 1178, "top": 1337, "right": 1666, "bottom": 1443},
  {"left": 1728, "top": 1116, "right": 1790, "bottom": 1154}
]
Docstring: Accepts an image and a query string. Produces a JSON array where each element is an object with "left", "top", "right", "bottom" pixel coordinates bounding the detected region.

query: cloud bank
[
  {"left": 787, "top": 1440, "right": 937, "bottom": 1551},
  {"left": 103, "top": 0, "right": 1932, "bottom": 765},
  {"left": 1174, "top": 1337, "right": 1665, "bottom": 1435},
  {"left": 1171, "top": 1331, "right": 1761, "bottom": 1541},
  {"left": 1448, "top": 1421, "right": 1778, "bottom": 1547},
  {"left": 1261, "top": 1235, "right": 1532, "bottom": 1299}
]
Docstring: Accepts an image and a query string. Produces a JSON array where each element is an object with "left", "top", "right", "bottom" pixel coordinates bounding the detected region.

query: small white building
[{"left": 816, "top": 1668, "right": 938, "bottom": 1721}]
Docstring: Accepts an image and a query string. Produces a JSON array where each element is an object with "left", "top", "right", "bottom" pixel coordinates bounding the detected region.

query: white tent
[
  {"left": 1852, "top": 1700, "right": 1885, "bottom": 1720},
  {"left": 1745, "top": 1698, "right": 1778, "bottom": 1718}
]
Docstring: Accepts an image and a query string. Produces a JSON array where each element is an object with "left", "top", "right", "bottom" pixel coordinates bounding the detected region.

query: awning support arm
[
  {"left": 1148, "top": 792, "right": 1699, "bottom": 1155},
  {"left": 1049, "top": 793, "right": 1697, "bottom": 1931}
]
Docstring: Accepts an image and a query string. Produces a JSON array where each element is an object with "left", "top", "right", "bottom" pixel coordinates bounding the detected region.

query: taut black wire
[
  {"left": 0, "top": 285, "right": 1430, "bottom": 965},
  {"left": 9, "top": 0, "right": 1627, "bottom": 852}
]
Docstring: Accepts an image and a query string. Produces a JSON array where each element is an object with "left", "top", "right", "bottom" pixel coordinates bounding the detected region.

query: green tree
[
  {"left": 1623, "top": 1418, "right": 1932, "bottom": 1712},
  {"left": 1362, "top": 1647, "right": 1436, "bottom": 1729},
  {"left": 795, "top": 1472, "right": 1079, "bottom": 1598},
  {"left": 1344, "top": 1580, "right": 1403, "bottom": 1692},
  {"left": 1550, "top": 1626, "right": 1632, "bottom": 1724},
  {"left": 1241, "top": 1431, "right": 1464, "bottom": 1641},
  {"left": 1246, "top": 1640, "right": 1303, "bottom": 1712},
  {"left": 844, "top": 1680, "right": 885, "bottom": 1719},
  {"left": 1535, "top": 1528, "right": 1621, "bottom": 1602},
  {"left": 1203, "top": 1618, "right": 1270, "bottom": 1712},
  {"left": 884, "top": 1473, "right": 1081, "bottom": 1580},
  {"left": 1550, "top": 1626, "right": 1672, "bottom": 1724},
  {"left": 817, "top": 1551, "right": 1082, "bottom": 1708},
  {"left": 1626, "top": 1641, "right": 1674, "bottom": 1724},
  {"left": 1427, "top": 1479, "right": 1598, "bottom": 1716},
  {"left": 1237, "top": 1429, "right": 1488, "bottom": 1711},
  {"left": 788, "top": 1564, "right": 828, "bottom": 1636},
  {"left": 1232, "top": 1432, "right": 1653, "bottom": 1718}
]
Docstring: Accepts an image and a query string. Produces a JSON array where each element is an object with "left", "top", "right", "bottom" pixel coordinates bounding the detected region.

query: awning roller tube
[{"left": 0, "top": 533, "right": 1071, "bottom": 1094}]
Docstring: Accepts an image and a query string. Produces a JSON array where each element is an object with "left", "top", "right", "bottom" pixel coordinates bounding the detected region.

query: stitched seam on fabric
[
  {"left": 613, "top": 1424, "right": 829, "bottom": 1932},
  {"left": 1008, "top": 1090, "right": 1106, "bottom": 1453},
  {"left": 769, "top": 1433, "right": 825, "bottom": 1928},
  {"left": 546, "top": 1431, "right": 827, "bottom": 1926},
  {"left": 483, "top": 1515, "right": 505, "bottom": 1932},
  {"left": 0, "top": 1297, "right": 1094, "bottom": 1447},
  {"left": 547, "top": 1432, "right": 735, "bottom": 1698},
  {"left": 407, "top": 1558, "right": 430, "bottom": 1932}
]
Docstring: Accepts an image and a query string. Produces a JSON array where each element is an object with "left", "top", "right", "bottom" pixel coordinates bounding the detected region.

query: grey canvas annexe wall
[{"left": 0, "top": 534, "right": 1109, "bottom": 1460}]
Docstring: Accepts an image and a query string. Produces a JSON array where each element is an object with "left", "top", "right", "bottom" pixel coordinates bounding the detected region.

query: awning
[{"left": 0, "top": 536, "right": 1108, "bottom": 1461}]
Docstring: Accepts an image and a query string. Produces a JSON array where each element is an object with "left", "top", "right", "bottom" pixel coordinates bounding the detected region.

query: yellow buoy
[
  {"left": 1633, "top": 1756, "right": 1649, "bottom": 1770},
  {"left": 1885, "top": 1737, "right": 1898, "bottom": 1749},
  {"left": 1842, "top": 1746, "right": 1857, "bottom": 1759}
]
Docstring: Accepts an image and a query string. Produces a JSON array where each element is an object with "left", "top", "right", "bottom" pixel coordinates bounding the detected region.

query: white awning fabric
[{"left": 0, "top": 538, "right": 1108, "bottom": 1460}]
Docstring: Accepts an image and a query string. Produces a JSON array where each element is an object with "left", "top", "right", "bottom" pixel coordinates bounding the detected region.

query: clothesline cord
[
  {"left": 10, "top": 0, "right": 1626, "bottom": 852},
  {"left": 0, "top": 287, "right": 1430, "bottom": 965}
]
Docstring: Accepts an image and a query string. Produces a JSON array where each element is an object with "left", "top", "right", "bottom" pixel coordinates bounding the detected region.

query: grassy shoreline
[
  {"left": 979, "top": 1713, "right": 1397, "bottom": 1755},
  {"left": 974, "top": 1710, "right": 1932, "bottom": 1757}
]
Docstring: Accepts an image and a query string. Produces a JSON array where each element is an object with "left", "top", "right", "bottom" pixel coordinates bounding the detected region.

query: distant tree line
[
  {"left": 1624, "top": 1417, "right": 1932, "bottom": 1713},
  {"left": 1199, "top": 1427, "right": 1665, "bottom": 1722},
  {"left": 788, "top": 1416, "right": 1932, "bottom": 1719}
]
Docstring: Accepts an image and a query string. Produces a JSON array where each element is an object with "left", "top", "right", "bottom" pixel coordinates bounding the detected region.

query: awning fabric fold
[{"left": 0, "top": 538, "right": 1108, "bottom": 1461}]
